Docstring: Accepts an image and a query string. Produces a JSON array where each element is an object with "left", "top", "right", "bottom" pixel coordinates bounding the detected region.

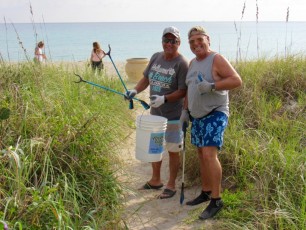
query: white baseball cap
[{"left": 162, "top": 26, "right": 180, "bottom": 38}]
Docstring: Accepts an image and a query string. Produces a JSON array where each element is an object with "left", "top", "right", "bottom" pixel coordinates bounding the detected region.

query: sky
[{"left": 1, "top": 0, "right": 306, "bottom": 23}]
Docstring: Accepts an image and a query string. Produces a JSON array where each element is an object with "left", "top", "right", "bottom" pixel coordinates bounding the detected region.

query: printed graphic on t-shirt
[{"left": 148, "top": 64, "right": 175, "bottom": 93}]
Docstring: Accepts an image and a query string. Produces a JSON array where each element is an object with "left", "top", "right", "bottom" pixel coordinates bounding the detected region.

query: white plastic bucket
[{"left": 135, "top": 115, "right": 167, "bottom": 162}]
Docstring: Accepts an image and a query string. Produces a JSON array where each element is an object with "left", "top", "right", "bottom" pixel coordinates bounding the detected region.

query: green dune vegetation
[
  {"left": 0, "top": 63, "right": 135, "bottom": 229},
  {"left": 0, "top": 55, "right": 305, "bottom": 229}
]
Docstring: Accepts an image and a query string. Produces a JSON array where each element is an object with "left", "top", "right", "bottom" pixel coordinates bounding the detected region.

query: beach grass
[
  {"left": 0, "top": 62, "right": 135, "bottom": 229},
  {"left": 183, "top": 55, "right": 306, "bottom": 229},
  {"left": 1, "top": 1, "right": 305, "bottom": 229},
  {"left": 1, "top": 56, "right": 305, "bottom": 229}
]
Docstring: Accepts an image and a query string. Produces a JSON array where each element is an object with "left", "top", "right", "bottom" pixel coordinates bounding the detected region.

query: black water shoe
[
  {"left": 186, "top": 191, "right": 211, "bottom": 206},
  {"left": 199, "top": 199, "right": 223, "bottom": 220}
]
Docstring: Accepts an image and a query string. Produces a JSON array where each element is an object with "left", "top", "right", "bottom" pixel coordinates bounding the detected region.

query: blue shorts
[{"left": 191, "top": 111, "right": 228, "bottom": 150}]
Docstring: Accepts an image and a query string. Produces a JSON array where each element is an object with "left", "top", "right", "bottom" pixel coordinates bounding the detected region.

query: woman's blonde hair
[{"left": 93, "top": 42, "right": 101, "bottom": 52}]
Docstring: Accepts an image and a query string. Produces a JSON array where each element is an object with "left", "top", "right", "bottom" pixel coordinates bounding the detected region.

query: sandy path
[
  {"left": 117, "top": 86, "right": 214, "bottom": 230},
  {"left": 57, "top": 60, "right": 215, "bottom": 229}
]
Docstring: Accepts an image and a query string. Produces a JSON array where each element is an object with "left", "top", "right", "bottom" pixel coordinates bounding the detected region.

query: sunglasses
[{"left": 162, "top": 37, "right": 179, "bottom": 45}]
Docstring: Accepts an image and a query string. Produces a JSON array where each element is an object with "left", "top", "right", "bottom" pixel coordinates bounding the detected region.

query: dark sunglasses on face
[{"left": 162, "top": 37, "right": 179, "bottom": 45}]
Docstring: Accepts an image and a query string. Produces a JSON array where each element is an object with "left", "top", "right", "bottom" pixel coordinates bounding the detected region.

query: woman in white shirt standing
[
  {"left": 34, "top": 41, "right": 47, "bottom": 63},
  {"left": 90, "top": 41, "right": 106, "bottom": 74}
]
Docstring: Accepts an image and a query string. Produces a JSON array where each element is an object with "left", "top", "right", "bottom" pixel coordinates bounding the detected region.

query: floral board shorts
[
  {"left": 191, "top": 111, "right": 228, "bottom": 150},
  {"left": 165, "top": 120, "right": 184, "bottom": 152}
]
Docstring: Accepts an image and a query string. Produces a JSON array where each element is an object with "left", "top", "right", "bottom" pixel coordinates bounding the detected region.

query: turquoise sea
[{"left": 0, "top": 21, "right": 306, "bottom": 62}]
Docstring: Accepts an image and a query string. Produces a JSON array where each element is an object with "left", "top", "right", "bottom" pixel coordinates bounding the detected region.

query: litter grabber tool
[
  {"left": 74, "top": 73, "right": 150, "bottom": 110},
  {"left": 180, "top": 121, "right": 188, "bottom": 205},
  {"left": 104, "top": 44, "right": 134, "bottom": 109}
]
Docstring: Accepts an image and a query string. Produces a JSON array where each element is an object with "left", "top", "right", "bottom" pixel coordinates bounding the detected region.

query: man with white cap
[{"left": 125, "top": 26, "right": 188, "bottom": 199}]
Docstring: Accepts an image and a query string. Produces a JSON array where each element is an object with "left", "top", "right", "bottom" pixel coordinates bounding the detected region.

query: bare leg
[
  {"left": 198, "top": 148, "right": 211, "bottom": 192},
  {"left": 198, "top": 146, "right": 222, "bottom": 198},
  {"left": 166, "top": 151, "right": 180, "bottom": 190},
  {"left": 148, "top": 161, "right": 163, "bottom": 186},
  {"left": 158, "top": 151, "right": 179, "bottom": 199},
  {"left": 198, "top": 146, "right": 223, "bottom": 220}
]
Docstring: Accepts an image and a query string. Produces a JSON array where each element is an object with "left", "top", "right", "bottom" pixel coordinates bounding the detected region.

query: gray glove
[
  {"left": 179, "top": 109, "right": 189, "bottom": 128},
  {"left": 150, "top": 95, "right": 165, "bottom": 108},
  {"left": 197, "top": 78, "right": 214, "bottom": 94},
  {"left": 124, "top": 89, "right": 137, "bottom": 100}
]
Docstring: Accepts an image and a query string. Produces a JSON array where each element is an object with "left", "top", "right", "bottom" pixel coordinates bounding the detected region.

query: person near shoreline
[
  {"left": 90, "top": 41, "right": 106, "bottom": 74},
  {"left": 180, "top": 26, "right": 242, "bottom": 219},
  {"left": 34, "top": 41, "right": 47, "bottom": 63},
  {"left": 125, "top": 26, "right": 189, "bottom": 199}
]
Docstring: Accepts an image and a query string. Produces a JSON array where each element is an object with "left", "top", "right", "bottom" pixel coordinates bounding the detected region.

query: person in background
[
  {"left": 125, "top": 26, "right": 189, "bottom": 199},
  {"left": 90, "top": 41, "right": 106, "bottom": 74},
  {"left": 34, "top": 41, "right": 47, "bottom": 63},
  {"left": 180, "top": 25, "right": 242, "bottom": 219}
]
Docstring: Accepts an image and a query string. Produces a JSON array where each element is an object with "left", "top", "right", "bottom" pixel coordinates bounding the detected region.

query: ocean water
[{"left": 1, "top": 21, "right": 306, "bottom": 62}]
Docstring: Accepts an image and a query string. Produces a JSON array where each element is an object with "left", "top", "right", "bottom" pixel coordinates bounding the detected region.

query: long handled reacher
[
  {"left": 105, "top": 45, "right": 134, "bottom": 109},
  {"left": 74, "top": 73, "right": 150, "bottom": 110},
  {"left": 180, "top": 121, "right": 188, "bottom": 205}
]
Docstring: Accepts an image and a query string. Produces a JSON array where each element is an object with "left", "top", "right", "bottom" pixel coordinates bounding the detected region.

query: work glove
[
  {"left": 197, "top": 78, "right": 214, "bottom": 94},
  {"left": 179, "top": 109, "right": 190, "bottom": 129},
  {"left": 124, "top": 89, "right": 137, "bottom": 100},
  {"left": 149, "top": 95, "right": 165, "bottom": 108}
]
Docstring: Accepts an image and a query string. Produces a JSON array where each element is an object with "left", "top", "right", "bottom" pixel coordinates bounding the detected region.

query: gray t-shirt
[
  {"left": 186, "top": 53, "right": 229, "bottom": 118},
  {"left": 144, "top": 52, "right": 188, "bottom": 120}
]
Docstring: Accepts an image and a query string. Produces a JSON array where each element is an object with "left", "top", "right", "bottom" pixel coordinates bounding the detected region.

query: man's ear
[{"left": 207, "top": 36, "right": 211, "bottom": 46}]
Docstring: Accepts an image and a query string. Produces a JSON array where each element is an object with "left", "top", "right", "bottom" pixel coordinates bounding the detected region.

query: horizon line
[{"left": 1, "top": 20, "right": 305, "bottom": 24}]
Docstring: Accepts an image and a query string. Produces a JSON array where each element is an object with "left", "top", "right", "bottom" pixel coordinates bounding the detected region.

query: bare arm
[
  {"left": 164, "top": 89, "right": 186, "bottom": 103},
  {"left": 212, "top": 54, "right": 242, "bottom": 90},
  {"left": 101, "top": 50, "right": 106, "bottom": 59},
  {"left": 182, "top": 90, "right": 188, "bottom": 110},
  {"left": 134, "top": 76, "right": 150, "bottom": 93}
]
